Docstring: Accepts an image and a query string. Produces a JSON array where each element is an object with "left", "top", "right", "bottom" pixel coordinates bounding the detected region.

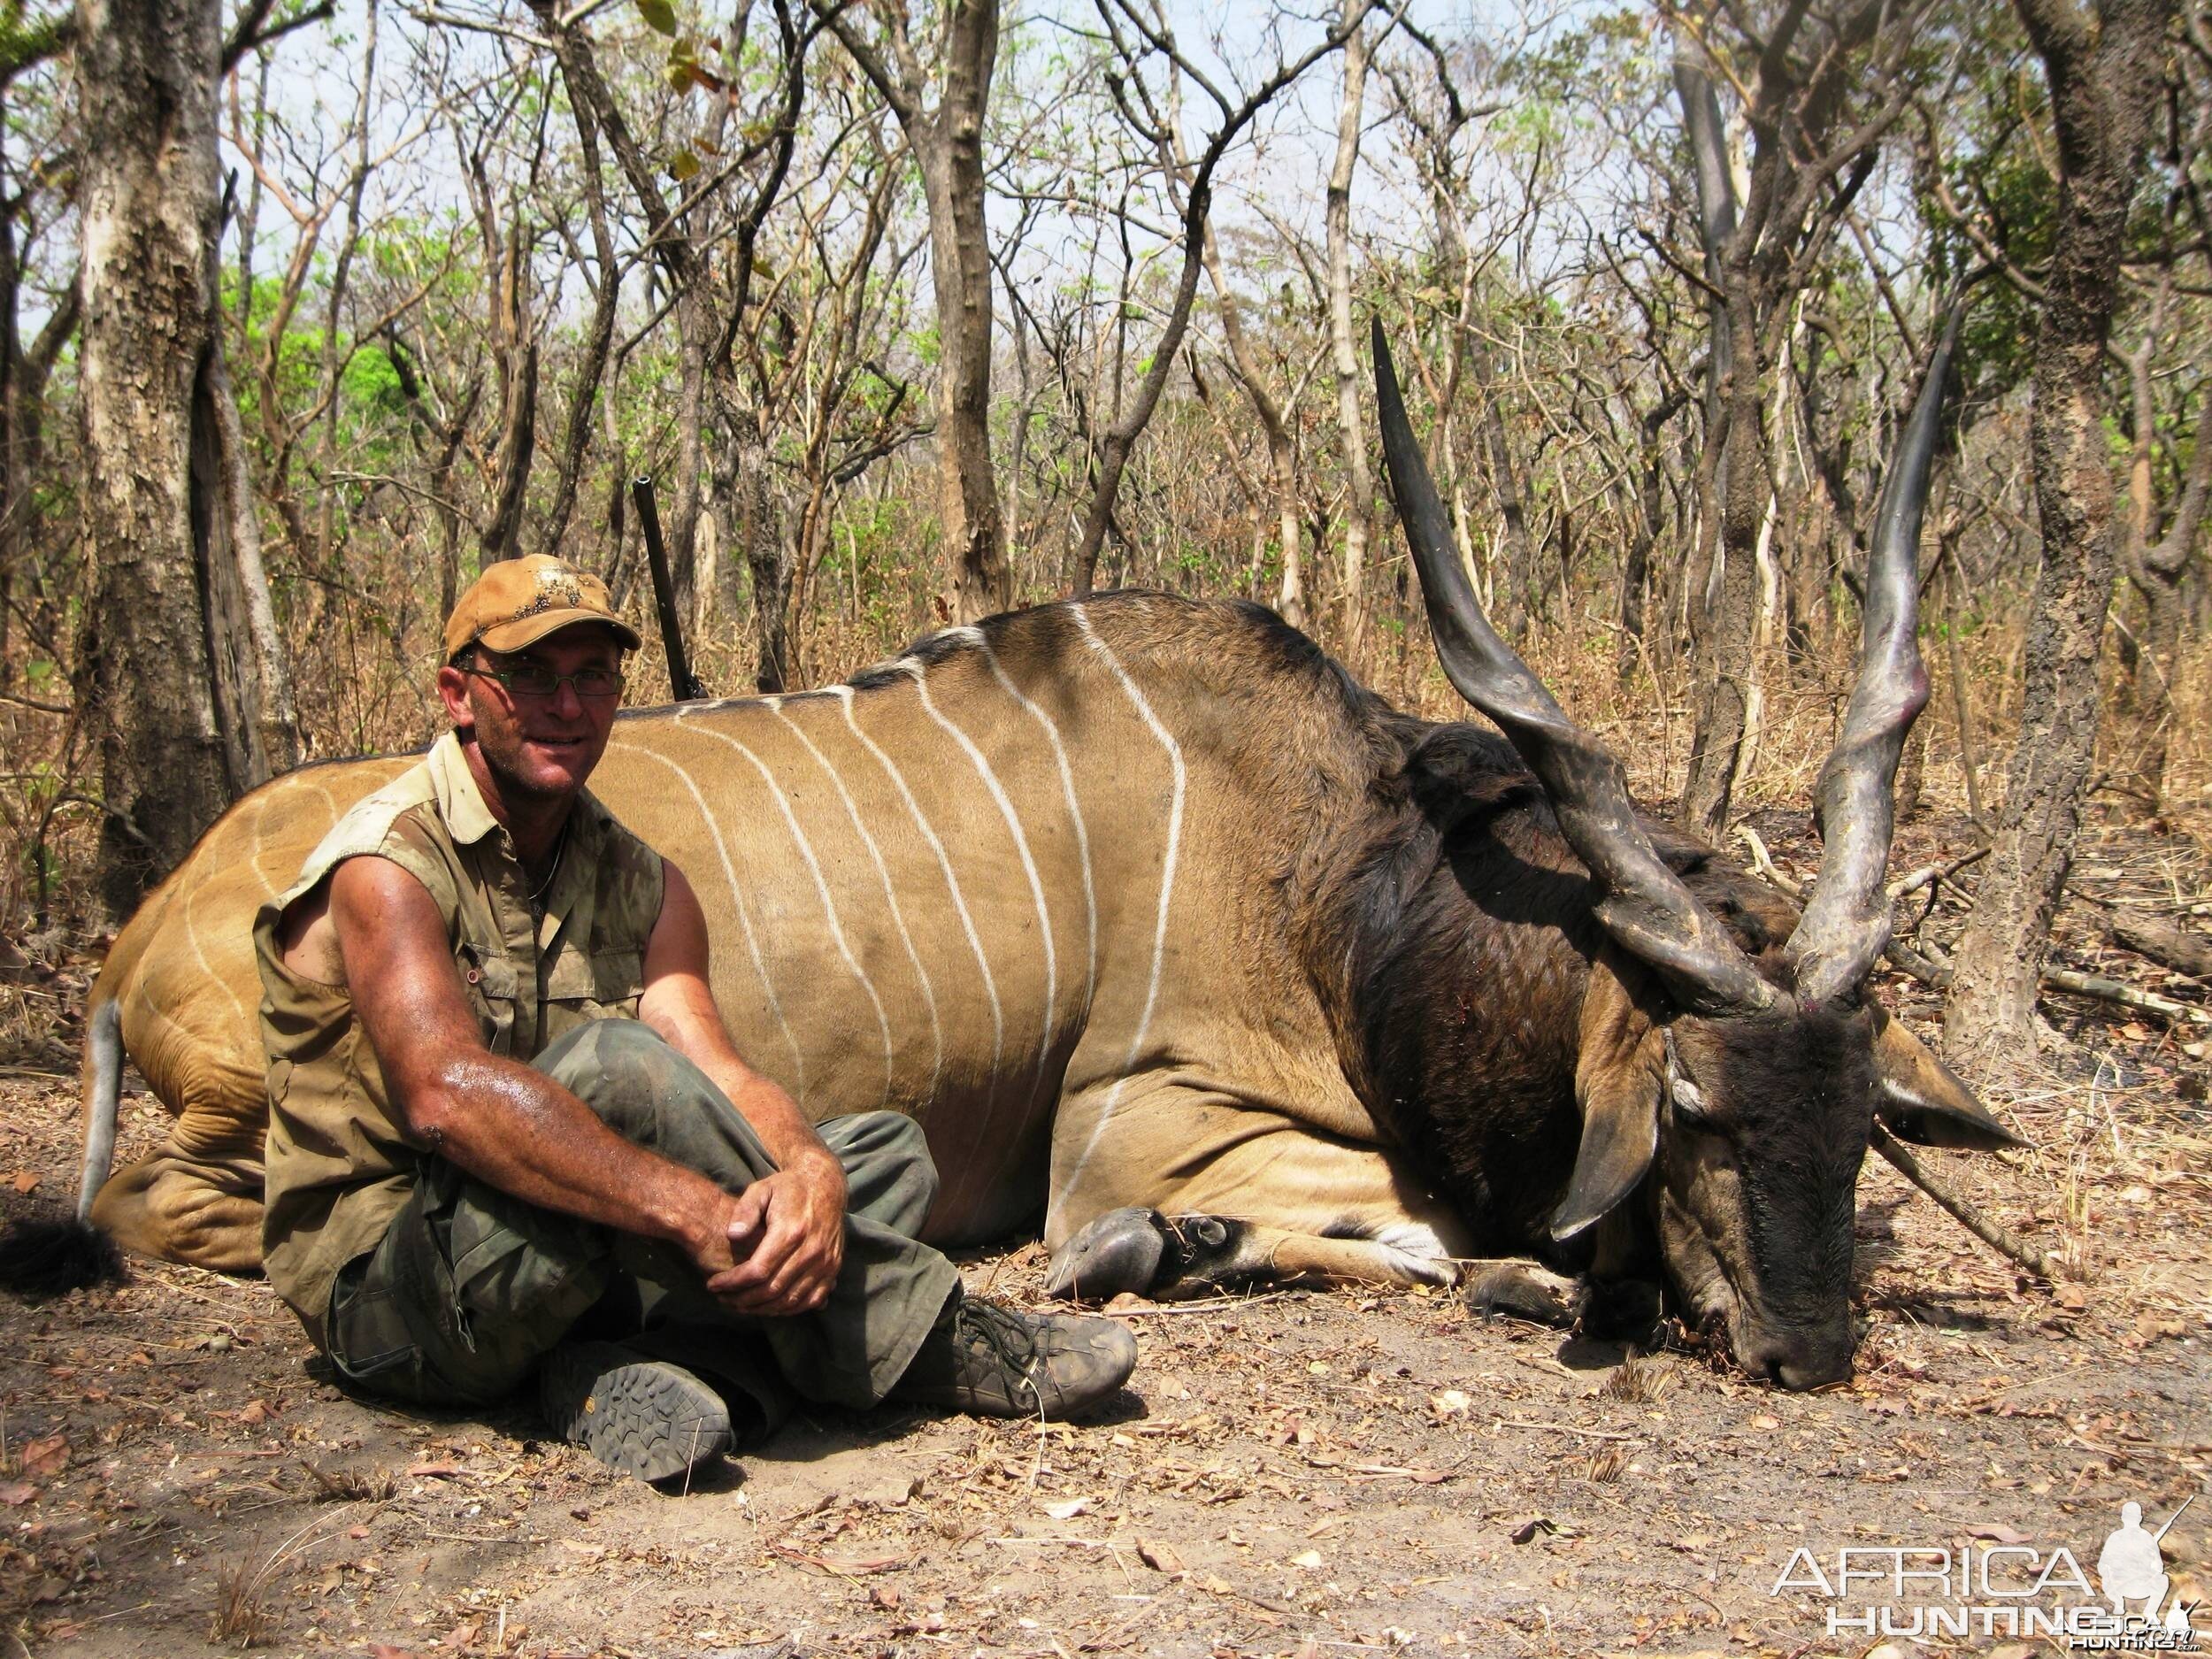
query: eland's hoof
[
  {"left": 1046, "top": 1207, "right": 1169, "bottom": 1302},
  {"left": 1463, "top": 1261, "right": 1578, "bottom": 1326}
]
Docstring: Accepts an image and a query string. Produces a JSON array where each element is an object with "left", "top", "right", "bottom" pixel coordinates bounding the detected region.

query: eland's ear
[
  {"left": 1871, "top": 1010, "right": 2029, "bottom": 1152},
  {"left": 1553, "top": 952, "right": 1665, "bottom": 1241}
]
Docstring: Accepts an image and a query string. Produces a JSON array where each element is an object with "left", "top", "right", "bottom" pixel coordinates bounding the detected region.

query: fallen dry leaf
[
  {"left": 0, "top": 1482, "right": 36, "bottom": 1506},
  {"left": 19, "top": 1433, "right": 66, "bottom": 1479},
  {"left": 1967, "top": 1523, "right": 2032, "bottom": 1546},
  {"left": 1429, "top": 1389, "right": 1472, "bottom": 1420},
  {"left": 8, "top": 1171, "right": 36, "bottom": 1194},
  {"left": 1136, "top": 1538, "right": 1185, "bottom": 1574},
  {"left": 1040, "top": 1497, "right": 1091, "bottom": 1520},
  {"left": 768, "top": 1543, "right": 909, "bottom": 1577},
  {"left": 1289, "top": 1548, "right": 1325, "bottom": 1569}
]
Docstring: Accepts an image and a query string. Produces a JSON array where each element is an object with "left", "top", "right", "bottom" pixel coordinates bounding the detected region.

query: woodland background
[{"left": 0, "top": 0, "right": 2203, "bottom": 1079}]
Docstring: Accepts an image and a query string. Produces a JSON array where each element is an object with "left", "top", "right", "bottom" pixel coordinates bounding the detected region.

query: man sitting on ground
[{"left": 254, "top": 555, "right": 1136, "bottom": 1482}]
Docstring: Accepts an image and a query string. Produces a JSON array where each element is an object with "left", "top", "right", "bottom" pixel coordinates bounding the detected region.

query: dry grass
[
  {"left": 1571, "top": 1443, "right": 1631, "bottom": 1484},
  {"left": 1597, "top": 1352, "right": 1675, "bottom": 1405},
  {"left": 204, "top": 1558, "right": 272, "bottom": 1650}
]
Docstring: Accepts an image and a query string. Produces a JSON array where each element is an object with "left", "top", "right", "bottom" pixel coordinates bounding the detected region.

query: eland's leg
[
  {"left": 90, "top": 1141, "right": 265, "bottom": 1273},
  {"left": 1042, "top": 1084, "right": 1469, "bottom": 1301},
  {"left": 1048, "top": 1206, "right": 1458, "bottom": 1300}
]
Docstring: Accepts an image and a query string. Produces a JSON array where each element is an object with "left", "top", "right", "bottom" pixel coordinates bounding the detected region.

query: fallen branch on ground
[
  {"left": 2097, "top": 906, "right": 2212, "bottom": 981},
  {"left": 1733, "top": 827, "right": 2212, "bottom": 1025},
  {"left": 1869, "top": 1123, "right": 2058, "bottom": 1281}
]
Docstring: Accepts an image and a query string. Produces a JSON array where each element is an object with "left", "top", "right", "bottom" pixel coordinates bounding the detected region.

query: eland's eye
[{"left": 1670, "top": 1072, "right": 1718, "bottom": 1130}]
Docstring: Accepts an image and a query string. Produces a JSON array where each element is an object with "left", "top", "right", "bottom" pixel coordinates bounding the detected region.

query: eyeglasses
[{"left": 462, "top": 663, "right": 626, "bottom": 701}]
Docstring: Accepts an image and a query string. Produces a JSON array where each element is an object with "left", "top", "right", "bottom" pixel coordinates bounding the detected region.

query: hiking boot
[
  {"left": 890, "top": 1291, "right": 1138, "bottom": 1419},
  {"left": 540, "top": 1340, "right": 732, "bottom": 1484}
]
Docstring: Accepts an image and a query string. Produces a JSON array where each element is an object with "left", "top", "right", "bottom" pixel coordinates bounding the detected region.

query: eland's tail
[{"left": 0, "top": 997, "right": 126, "bottom": 1296}]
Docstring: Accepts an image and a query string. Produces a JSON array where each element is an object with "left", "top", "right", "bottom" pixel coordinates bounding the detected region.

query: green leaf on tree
[
  {"left": 668, "top": 148, "right": 701, "bottom": 182},
  {"left": 635, "top": 0, "right": 677, "bottom": 35}
]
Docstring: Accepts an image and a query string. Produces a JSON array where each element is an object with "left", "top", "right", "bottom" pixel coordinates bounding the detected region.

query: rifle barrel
[{"left": 630, "top": 476, "right": 701, "bottom": 703}]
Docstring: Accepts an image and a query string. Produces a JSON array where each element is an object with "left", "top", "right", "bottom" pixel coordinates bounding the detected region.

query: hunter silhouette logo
[
  {"left": 2098, "top": 1498, "right": 2197, "bottom": 1632},
  {"left": 1769, "top": 1495, "right": 2202, "bottom": 1649}
]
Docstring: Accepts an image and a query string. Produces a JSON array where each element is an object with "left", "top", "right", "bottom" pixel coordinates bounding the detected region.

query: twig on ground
[
  {"left": 1494, "top": 1417, "right": 1640, "bottom": 1443},
  {"left": 1870, "top": 1122, "right": 2057, "bottom": 1281},
  {"left": 1736, "top": 825, "right": 1803, "bottom": 900},
  {"left": 1888, "top": 844, "right": 1990, "bottom": 902},
  {"left": 1868, "top": 910, "right": 2212, "bottom": 1027},
  {"left": 1099, "top": 1293, "right": 1294, "bottom": 1317},
  {"left": 2042, "top": 966, "right": 2212, "bottom": 1025}
]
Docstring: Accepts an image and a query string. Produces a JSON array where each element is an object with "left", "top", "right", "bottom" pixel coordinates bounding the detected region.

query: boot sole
[{"left": 541, "top": 1342, "right": 733, "bottom": 1484}]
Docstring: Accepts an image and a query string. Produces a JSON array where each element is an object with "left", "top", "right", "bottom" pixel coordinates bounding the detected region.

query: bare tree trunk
[
  {"left": 1619, "top": 389, "right": 1686, "bottom": 680},
  {"left": 820, "top": 0, "right": 1006, "bottom": 622},
  {"left": 1325, "top": 2, "right": 1371, "bottom": 660},
  {"left": 542, "top": 89, "right": 622, "bottom": 554},
  {"left": 2117, "top": 290, "right": 2212, "bottom": 799},
  {"left": 78, "top": 0, "right": 297, "bottom": 913},
  {"left": 1195, "top": 192, "right": 1302, "bottom": 629},
  {"left": 723, "top": 392, "right": 789, "bottom": 693},
  {"left": 0, "top": 167, "right": 75, "bottom": 695},
  {"left": 1943, "top": 0, "right": 2171, "bottom": 1074},
  {"left": 1470, "top": 344, "right": 1536, "bottom": 641},
  {"left": 1680, "top": 269, "right": 1763, "bottom": 841},
  {"left": 1675, "top": 53, "right": 1751, "bottom": 841},
  {"left": 667, "top": 298, "right": 709, "bottom": 617}
]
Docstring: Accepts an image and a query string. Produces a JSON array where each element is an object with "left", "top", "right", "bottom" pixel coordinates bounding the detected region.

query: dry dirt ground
[{"left": 2, "top": 813, "right": 2209, "bottom": 1659}]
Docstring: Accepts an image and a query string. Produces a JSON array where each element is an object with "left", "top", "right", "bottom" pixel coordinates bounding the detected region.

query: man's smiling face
[{"left": 437, "top": 624, "right": 626, "bottom": 804}]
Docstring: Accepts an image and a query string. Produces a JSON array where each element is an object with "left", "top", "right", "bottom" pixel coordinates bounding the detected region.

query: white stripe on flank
[
  {"left": 679, "top": 711, "right": 895, "bottom": 1108},
  {"left": 244, "top": 786, "right": 278, "bottom": 895},
  {"left": 833, "top": 687, "right": 1003, "bottom": 1072},
  {"left": 980, "top": 638, "right": 1097, "bottom": 1008},
  {"left": 608, "top": 738, "right": 807, "bottom": 1094},
  {"left": 772, "top": 703, "right": 945, "bottom": 1101},
  {"left": 182, "top": 856, "right": 248, "bottom": 1026},
  {"left": 1053, "top": 606, "right": 1187, "bottom": 1212},
  {"left": 902, "top": 658, "right": 1057, "bottom": 1080}
]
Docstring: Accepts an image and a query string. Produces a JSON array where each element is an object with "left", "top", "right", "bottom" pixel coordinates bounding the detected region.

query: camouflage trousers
[{"left": 325, "top": 1018, "right": 959, "bottom": 1434}]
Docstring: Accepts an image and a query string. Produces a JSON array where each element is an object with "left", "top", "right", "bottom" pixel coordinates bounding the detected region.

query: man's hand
[{"left": 695, "top": 1153, "right": 849, "bottom": 1316}]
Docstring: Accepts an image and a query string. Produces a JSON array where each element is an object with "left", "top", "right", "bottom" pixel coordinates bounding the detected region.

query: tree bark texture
[
  {"left": 2117, "top": 296, "right": 2212, "bottom": 797},
  {"left": 1197, "top": 215, "right": 1304, "bottom": 630},
  {"left": 78, "top": 0, "right": 298, "bottom": 916},
  {"left": 1943, "top": 0, "right": 2172, "bottom": 1072},
  {"left": 1618, "top": 389, "right": 1686, "bottom": 680},
  {"left": 910, "top": 0, "right": 1007, "bottom": 622},
  {"left": 1325, "top": 4, "right": 1371, "bottom": 660},
  {"left": 1675, "top": 57, "right": 1752, "bottom": 842},
  {"left": 1470, "top": 345, "right": 1535, "bottom": 641},
  {"left": 1680, "top": 262, "right": 1770, "bottom": 842}
]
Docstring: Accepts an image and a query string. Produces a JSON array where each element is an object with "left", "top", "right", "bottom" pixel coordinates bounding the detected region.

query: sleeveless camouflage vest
[{"left": 253, "top": 733, "right": 664, "bottom": 1348}]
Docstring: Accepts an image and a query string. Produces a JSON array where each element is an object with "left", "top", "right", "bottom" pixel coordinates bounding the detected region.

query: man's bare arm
[
  {"left": 638, "top": 862, "right": 848, "bottom": 1315},
  {"left": 331, "top": 856, "right": 748, "bottom": 1279}
]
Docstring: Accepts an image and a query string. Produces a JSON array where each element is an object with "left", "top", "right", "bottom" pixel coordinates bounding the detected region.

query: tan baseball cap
[{"left": 443, "top": 555, "right": 642, "bottom": 661}]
